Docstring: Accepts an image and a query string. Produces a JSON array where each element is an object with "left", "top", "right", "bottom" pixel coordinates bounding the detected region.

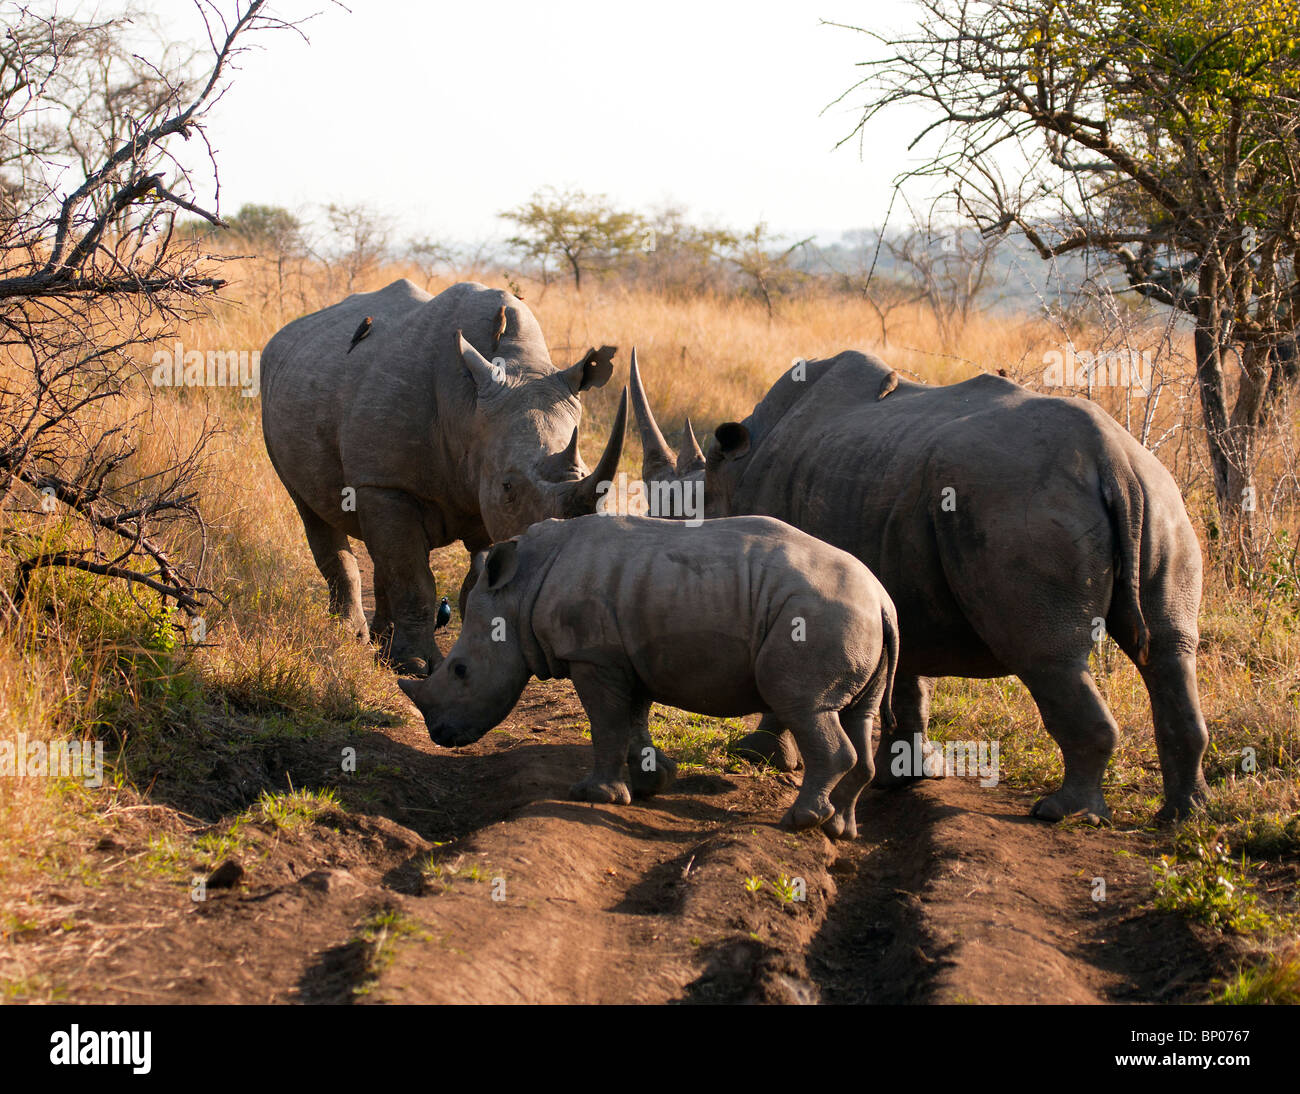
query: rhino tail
[
  {"left": 878, "top": 606, "right": 899, "bottom": 730},
  {"left": 1101, "top": 459, "right": 1151, "bottom": 665}
]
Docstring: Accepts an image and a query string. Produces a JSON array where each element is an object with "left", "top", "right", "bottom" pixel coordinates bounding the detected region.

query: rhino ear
[
  {"left": 484, "top": 540, "right": 520, "bottom": 589},
  {"left": 713, "top": 422, "right": 750, "bottom": 461},
  {"left": 559, "top": 345, "right": 617, "bottom": 394},
  {"left": 457, "top": 330, "right": 505, "bottom": 397}
]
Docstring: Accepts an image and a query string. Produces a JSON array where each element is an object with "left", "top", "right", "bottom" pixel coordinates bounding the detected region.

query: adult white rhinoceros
[
  {"left": 628, "top": 349, "right": 1209, "bottom": 823},
  {"left": 260, "top": 279, "right": 626, "bottom": 675}
]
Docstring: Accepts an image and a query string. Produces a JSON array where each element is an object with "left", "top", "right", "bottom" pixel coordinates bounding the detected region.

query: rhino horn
[
  {"left": 677, "top": 415, "right": 706, "bottom": 474},
  {"left": 457, "top": 330, "right": 502, "bottom": 395},
  {"left": 567, "top": 387, "right": 628, "bottom": 513},
  {"left": 558, "top": 421, "right": 581, "bottom": 467},
  {"left": 628, "top": 347, "right": 677, "bottom": 482}
]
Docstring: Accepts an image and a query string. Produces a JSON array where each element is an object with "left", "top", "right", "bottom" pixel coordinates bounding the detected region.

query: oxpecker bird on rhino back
[
  {"left": 634, "top": 350, "right": 1210, "bottom": 824},
  {"left": 260, "top": 280, "right": 627, "bottom": 676}
]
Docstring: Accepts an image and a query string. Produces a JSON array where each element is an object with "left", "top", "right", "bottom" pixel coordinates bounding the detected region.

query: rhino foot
[
  {"left": 869, "top": 736, "right": 944, "bottom": 789},
  {"left": 1154, "top": 796, "right": 1201, "bottom": 825},
  {"left": 1031, "top": 788, "right": 1111, "bottom": 823},
  {"left": 393, "top": 656, "right": 429, "bottom": 678},
  {"left": 627, "top": 748, "right": 677, "bottom": 798},
  {"left": 779, "top": 800, "right": 835, "bottom": 832},
  {"left": 820, "top": 810, "right": 858, "bottom": 841},
  {"left": 731, "top": 729, "right": 802, "bottom": 772},
  {"left": 569, "top": 777, "right": 632, "bottom": 806}
]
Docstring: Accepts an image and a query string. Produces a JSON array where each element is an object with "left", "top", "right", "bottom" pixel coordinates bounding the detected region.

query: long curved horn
[
  {"left": 628, "top": 347, "right": 676, "bottom": 482},
  {"left": 677, "top": 415, "right": 706, "bottom": 474},
  {"left": 567, "top": 388, "right": 628, "bottom": 515}
]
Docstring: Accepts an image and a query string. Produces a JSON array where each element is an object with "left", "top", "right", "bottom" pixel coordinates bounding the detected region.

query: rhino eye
[
  {"left": 501, "top": 480, "right": 514, "bottom": 500},
  {"left": 452, "top": 662, "right": 468, "bottom": 680}
]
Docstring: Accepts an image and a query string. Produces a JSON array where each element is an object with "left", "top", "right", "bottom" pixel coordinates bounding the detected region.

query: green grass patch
[
  {"left": 1152, "top": 828, "right": 1280, "bottom": 935},
  {"left": 352, "top": 907, "right": 425, "bottom": 996},
  {"left": 253, "top": 786, "right": 340, "bottom": 830},
  {"left": 650, "top": 706, "right": 749, "bottom": 772},
  {"left": 1213, "top": 949, "right": 1300, "bottom": 1004}
]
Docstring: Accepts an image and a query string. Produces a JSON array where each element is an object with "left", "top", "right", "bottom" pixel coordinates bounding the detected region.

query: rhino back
[{"left": 733, "top": 360, "right": 1198, "bottom": 676}]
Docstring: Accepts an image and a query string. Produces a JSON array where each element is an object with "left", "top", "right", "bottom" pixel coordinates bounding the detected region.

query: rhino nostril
[{"left": 452, "top": 662, "right": 468, "bottom": 680}]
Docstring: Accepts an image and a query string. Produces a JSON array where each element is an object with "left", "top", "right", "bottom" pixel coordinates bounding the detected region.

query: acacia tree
[
  {"left": 325, "top": 201, "right": 392, "bottom": 291},
  {"left": 884, "top": 222, "right": 998, "bottom": 346},
  {"left": 500, "top": 186, "right": 643, "bottom": 290},
  {"left": 837, "top": 0, "right": 1300, "bottom": 566},
  {"left": 631, "top": 203, "right": 737, "bottom": 296},
  {"left": 728, "top": 221, "right": 812, "bottom": 320},
  {"left": 0, "top": 1, "right": 299, "bottom": 623}
]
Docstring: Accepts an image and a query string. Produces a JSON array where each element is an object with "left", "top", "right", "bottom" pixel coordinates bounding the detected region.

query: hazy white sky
[{"left": 159, "top": 0, "right": 937, "bottom": 246}]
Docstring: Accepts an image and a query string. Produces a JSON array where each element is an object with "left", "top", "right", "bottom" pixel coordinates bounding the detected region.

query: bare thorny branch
[{"left": 0, "top": 1, "right": 307, "bottom": 626}]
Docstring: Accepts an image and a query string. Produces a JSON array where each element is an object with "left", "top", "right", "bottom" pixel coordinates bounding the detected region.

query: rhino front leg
[
  {"left": 358, "top": 487, "right": 442, "bottom": 676},
  {"left": 870, "top": 674, "right": 942, "bottom": 788},
  {"left": 779, "top": 709, "right": 856, "bottom": 831},
  {"left": 728, "top": 714, "right": 802, "bottom": 772},
  {"left": 625, "top": 695, "right": 677, "bottom": 799},
  {"left": 370, "top": 577, "right": 394, "bottom": 655},
  {"left": 568, "top": 664, "right": 634, "bottom": 806}
]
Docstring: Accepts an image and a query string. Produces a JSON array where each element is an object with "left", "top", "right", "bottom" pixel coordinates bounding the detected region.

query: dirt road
[{"left": 11, "top": 673, "right": 1226, "bottom": 1004}]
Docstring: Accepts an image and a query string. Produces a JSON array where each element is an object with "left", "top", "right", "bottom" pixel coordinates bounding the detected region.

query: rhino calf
[{"left": 399, "top": 514, "right": 899, "bottom": 837}]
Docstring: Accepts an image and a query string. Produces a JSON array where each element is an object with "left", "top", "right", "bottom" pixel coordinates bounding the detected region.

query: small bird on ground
[
  {"left": 435, "top": 596, "right": 452, "bottom": 630},
  {"left": 347, "top": 316, "right": 373, "bottom": 353},
  {"left": 877, "top": 369, "right": 900, "bottom": 400}
]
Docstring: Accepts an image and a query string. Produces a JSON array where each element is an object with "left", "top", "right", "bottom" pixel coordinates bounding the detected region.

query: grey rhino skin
[
  {"left": 399, "top": 513, "right": 899, "bottom": 838},
  {"left": 631, "top": 350, "right": 1209, "bottom": 823},
  {"left": 260, "top": 280, "right": 627, "bottom": 675}
]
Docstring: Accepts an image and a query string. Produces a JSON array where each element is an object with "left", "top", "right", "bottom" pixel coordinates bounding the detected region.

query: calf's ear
[
  {"left": 713, "top": 422, "right": 751, "bottom": 460},
  {"left": 485, "top": 539, "right": 520, "bottom": 589},
  {"left": 559, "top": 345, "right": 617, "bottom": 393}
]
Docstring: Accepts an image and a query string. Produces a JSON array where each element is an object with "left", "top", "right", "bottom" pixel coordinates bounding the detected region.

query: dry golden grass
[{"left": 1, "top": 253, "right": 1297, "bottom": 960}]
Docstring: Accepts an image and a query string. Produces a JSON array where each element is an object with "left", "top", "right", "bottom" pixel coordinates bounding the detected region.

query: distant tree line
[{"left": 197, "top": 188, "right": 1012, "bottom": 328}]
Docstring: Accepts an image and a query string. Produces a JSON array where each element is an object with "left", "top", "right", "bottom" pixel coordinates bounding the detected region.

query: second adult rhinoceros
[
  {"left": 260, "top": 280, "right": 627, "bottom": 675},
  {"left": 630, "top": 350, "right": 1209, "bottom": 823}
]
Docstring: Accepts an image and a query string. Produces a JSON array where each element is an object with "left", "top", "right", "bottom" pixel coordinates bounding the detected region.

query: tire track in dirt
[{"left": 810, "top": 779, "right": 1228, "bottom": 1004}]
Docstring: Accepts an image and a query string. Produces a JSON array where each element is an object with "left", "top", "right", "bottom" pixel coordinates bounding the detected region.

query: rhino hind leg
[
  {"left": 1021, "top": 662, "right": 1117, "bottom": 822},
  {"left": 568, "top": 665, "right": 634, "bottom": 806},
  {"left": 869, "top": 675, "right": 942, "bottom": 789},
  {"left": 625, "top": 698, "right": 677, "bottom": 798},
  {"left": 1138, "top": 652, "right": 1210, "bottom": 822},
  {"left": 778, "top": 709, "right": 856, "bottom": 831},
  {"left": 729, "top": 714, "right": 802, "bottom": 772},
  {"left": 294, "top": 497, "right": 367, "bottom": 641},
  {"left": 823, "top": 710, "right": 876, "bottom": 840},
  {"left": 358, "top": 488, "right": 443, "bottom": 676}
]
